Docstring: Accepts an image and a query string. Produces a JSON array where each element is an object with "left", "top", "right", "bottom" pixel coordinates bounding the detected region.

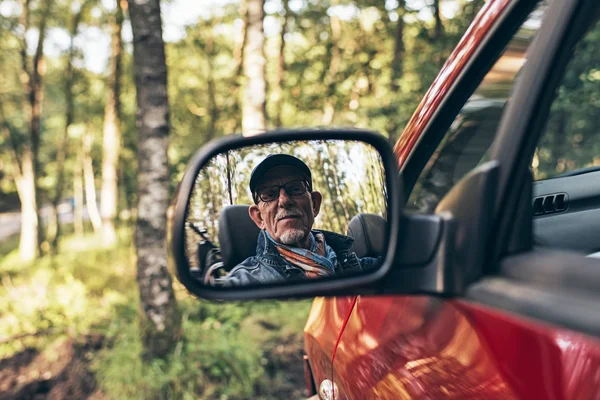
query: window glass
[
  {"left": 532, "top": 18, "right": 600, "bottom": 180},
  {"left": 406, "top": 3, "right": 548, "bottom": 214}
]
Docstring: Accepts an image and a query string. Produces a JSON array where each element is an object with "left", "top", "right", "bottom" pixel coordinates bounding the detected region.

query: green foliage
[
  {"left": 0, "top": 227, "right": 135, "bottom": 357},
  {"left": 0, "top": 1, "right": 489, "bottom": 398},
  {"left": 0, "top": 0, "right": 487, "bottom": 219},
  {"left": 1, "top": 228, "right": 311, "bottom": 399},
  {"left": 94, "top": 297, "right": 310, "bottom": 399}
]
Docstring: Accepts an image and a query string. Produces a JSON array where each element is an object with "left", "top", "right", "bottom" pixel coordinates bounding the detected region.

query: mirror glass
[{"left": 184, "top": 139, "right": 389, "bottom": 287}]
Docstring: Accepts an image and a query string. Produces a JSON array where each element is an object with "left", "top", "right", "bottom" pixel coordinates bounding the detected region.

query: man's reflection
[{"left": 222, "top": 154, "right": 380, "bottom": 286}]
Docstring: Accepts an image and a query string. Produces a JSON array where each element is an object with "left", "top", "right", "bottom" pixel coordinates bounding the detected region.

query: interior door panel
[{"left": 532, "top": 171, "right": 600, "bottom": 254}]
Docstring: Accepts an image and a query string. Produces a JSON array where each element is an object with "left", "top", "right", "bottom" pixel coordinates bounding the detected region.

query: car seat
[
  {"left": 218, "top": 205, "right": 388, "bottom": 270},
  {"left": 346, "top": 213, "right": 387, "bottom": 258}
]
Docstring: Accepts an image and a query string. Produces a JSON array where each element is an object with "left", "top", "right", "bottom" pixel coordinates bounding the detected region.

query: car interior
[{"left": 533, "top": 170, "right": 600, "bottom": 257}]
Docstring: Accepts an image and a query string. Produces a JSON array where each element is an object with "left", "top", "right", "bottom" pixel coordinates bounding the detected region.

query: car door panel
[
  {"left": 332, "top": 296, "right": 518, "bottom": 399},
  {"left": 456, "top": 299, "right": 600, "bottom": 400},
  {"left": 304, "top": 296, "right": 356, "bottom": 389},
  {"left": 533, "top": 172, "right": 600, "bottom": 253},
  {"left": 468, "top": 250, "right": 600, "bottom": 337}
]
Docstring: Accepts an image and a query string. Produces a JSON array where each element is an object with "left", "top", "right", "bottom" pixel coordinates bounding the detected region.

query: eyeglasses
[{"left": 254, "top": 180, "right": 310, "bottom": 203}]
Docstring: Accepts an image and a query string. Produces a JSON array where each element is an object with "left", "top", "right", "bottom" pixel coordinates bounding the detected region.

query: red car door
[
  {"left": 304, "top": 0, "right": 521, "bottom": 393},
  {"left": 305, "top": 0, "right": 600, "bottom": 398}
]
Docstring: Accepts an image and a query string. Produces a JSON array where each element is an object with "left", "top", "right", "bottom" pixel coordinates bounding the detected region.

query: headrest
[
  {"left": 218, "top": 205, "right": 260, "bottom": 269},
  {"left": 347, "top": 213, "right": 387, "bottom": 258}
]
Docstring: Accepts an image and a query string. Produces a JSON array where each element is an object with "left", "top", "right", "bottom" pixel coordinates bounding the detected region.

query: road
[{"left": 0, "top": 202, "right": 87, "bottom": 243}]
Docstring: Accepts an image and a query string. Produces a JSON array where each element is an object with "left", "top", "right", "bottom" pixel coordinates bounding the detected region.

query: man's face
[{"left": 249, "top": 166, "right": 322, "bottom": 248}]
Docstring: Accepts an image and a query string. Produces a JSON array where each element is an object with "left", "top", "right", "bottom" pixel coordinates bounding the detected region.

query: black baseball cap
[{"left": 249, "top": 154, "right": 312, "bottom": 199}]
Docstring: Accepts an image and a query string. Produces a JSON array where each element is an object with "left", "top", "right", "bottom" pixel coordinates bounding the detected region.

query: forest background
[{"left": 0, "top": 0, "right": 485, "bottom": 398}]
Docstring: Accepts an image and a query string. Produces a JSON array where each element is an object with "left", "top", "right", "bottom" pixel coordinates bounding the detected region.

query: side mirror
[{"left": 168, "top": 129, "right": 403, "bottom": 300}]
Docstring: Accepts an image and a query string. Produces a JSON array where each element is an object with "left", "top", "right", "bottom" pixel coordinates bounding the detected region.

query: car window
[
  {"left": 532, "top": 18, "right": 600, "bottom": 181},
  {"left": 406, "top": 2, "right": 549, "bottom": 214}
]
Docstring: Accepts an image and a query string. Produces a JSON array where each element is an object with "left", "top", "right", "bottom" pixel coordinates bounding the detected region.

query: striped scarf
[{"left": 266, "top": 231, "right": 336, "bottom": 278}]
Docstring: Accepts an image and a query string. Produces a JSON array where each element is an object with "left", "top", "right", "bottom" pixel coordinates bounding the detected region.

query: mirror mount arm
[
  {"left": 378, "top": 212, "right": 462, "bottom": 296},
  {"left": 375, "top": 162, "right": 500, "bottom": 296}
]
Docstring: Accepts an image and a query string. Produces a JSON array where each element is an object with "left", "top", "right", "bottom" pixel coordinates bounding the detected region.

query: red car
[
  {"left": 170, "top": 0, "right": 600, "bottom": 398},
  {"left": 302, "top": 0, "right": 600, "bottom": 398}
]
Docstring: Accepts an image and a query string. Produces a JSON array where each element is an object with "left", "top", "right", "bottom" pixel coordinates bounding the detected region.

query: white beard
[{"left": 279, "top": 229, "right": 306, "bottom": 246}]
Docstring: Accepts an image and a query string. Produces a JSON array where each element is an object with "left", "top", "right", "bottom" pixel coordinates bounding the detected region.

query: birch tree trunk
[
  {"left": 17, "top": 0, "right": 37, "bottom": 262},
  {"left": 0, "top": 117, "right": 37, "bottom": 260},
  {"left": 82, "top": 133, "right": 103, "bottom": 233},
  {"left": 15, "top": 0, "right": 53, "bottom": 260},
  {"left": 49, "top": 0, "right": 87, "bottom": 252},
  {"left": 242, "top": 0, "right": 267, "bottom": 136},
  {"left": 101, "top": 0, "right": 124, "bottom": 245},
  {"left": 73, "top": 154, "right": 84, "bottom": 237},
  {"left": 128, "top": 0, "right": 180, "bottom": 361},
  {"left": 17, "top": 152, "right": 38, "bottom": 261}
]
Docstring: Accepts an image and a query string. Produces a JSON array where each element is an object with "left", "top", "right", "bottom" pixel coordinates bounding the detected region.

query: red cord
[{"left": 330, "top": 295, "right": 358, "bottom": 397}]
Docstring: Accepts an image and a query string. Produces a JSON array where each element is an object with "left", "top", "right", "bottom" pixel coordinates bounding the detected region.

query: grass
[{"left": 0, "top": 226, "right": 313, "bottom": 399}]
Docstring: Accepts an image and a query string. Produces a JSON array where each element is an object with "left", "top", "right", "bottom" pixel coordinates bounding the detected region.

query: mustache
[{"left": 276, "top": 208, "right": 303, "bottom": 221}]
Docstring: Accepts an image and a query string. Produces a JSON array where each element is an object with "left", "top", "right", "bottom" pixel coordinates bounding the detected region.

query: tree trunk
[
  {"left": 50, "top": 0, "right": 87, "bottom": 253},
  {"left": 386, "top": 0, "right": 406, "bottom": 143},
  {"left": 242, "top": 0, "right": 267, "bottom": 136},
  {"left": 14, "top": 0, "right": 53, "bottom": 260},
  {"left": 433, "top": 0, "right": 444, "bottom": 40},
  {"left": 205, "top": 25, "right": 219, "bottom": 140},
  {"left": 73, "top": 154, "right": 84, "bottom": 237},
  {"left": 16, "top": 151, "right": 38, "bottom": 261},
  {"left": 30, "top": 0, "right": 53, "bottom": 254},
  {"left": 128, "top": 0, "right": 180, "bottom": 361},
  {"left": 322, "top": 8, "right": 341, "bottom": 125},
  {"left": 230, "top": 0, "right": 247, "bottom": 133},
  {"left": 101, "top": 0, "right": 124, "bottom": 245},
  {"left": 324, "top": 145, "right": 350, "bottom": 224},
  {"left": 225, "top": 152, "right": 233, "bottom": 205},
  {"left": 82, "top": 133, "right": 103, "bottom": 233},
  {"left": 1, "top": 116, "right": 37, "bottom": 261},
  {"left": 273, "top": 0, "right": 289, "bottom": 128},
  {"left": 390, "top": 0, "right": 405, "bottom": 91},
  {"left": 432, "top": 0, "right": 445, "bottom": 68}
]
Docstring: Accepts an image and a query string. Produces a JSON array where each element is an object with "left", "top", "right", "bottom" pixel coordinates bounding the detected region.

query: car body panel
[
  {"left": 333, "top": 297, "right": 518, "bottom": 399},
  {"left": 330, "top": 296, "right": 600, "bottom": 399},
  {"left": 303, "top": 295, "right": 357, "bottom": 392},
  {"left": 456, "top": 301, "right": 600, "bottom": 400}
]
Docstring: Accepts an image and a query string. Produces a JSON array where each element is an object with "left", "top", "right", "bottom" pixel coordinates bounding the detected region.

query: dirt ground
[
  {"left": 0, "top": 332, "right": 307, "bottom": 400},
  {"left": 0, "top": 334, "right": 107, "bottom": 400}
]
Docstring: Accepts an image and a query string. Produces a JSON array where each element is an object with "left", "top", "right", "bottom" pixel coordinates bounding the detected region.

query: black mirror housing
[{"left": 169, "top": 128, "right": 404, "bottom": 300}]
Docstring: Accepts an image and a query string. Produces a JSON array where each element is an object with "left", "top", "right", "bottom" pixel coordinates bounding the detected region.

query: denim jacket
[{"left": 221, "top": 229, "right": 381, "bottom": 287}]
